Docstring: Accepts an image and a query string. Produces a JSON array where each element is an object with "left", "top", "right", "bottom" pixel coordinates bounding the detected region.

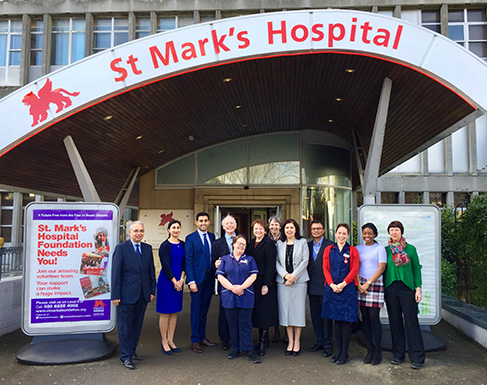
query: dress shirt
[
  {"left": 225, "top": 232, "right": 235, "bottom": 254},
  {"left": 313, "top": 237, "right": 324, "bottom": 261},
  {"left": 197, "top": 229, "right": 212, "bottom": 254}
]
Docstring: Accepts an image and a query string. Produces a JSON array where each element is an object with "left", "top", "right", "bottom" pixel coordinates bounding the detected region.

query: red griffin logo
[
  {"left": 94, "top": 300, "right": 105, "bottom": 308},
  {"left": 22, "top": 78, "right": 80, "bottom": 127},
  {"left": 159, "top": 211, "right": 174, "bottom": 227}
]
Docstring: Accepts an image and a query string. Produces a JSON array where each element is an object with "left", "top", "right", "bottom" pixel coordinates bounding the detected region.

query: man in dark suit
[
  {"left": 111, "top": 221, "right": 156, "bottom": 370},
  {"left": 211, "top": 214, "right": 237, "bottom": 350},
  {"left": 307, "top": 220, "right": 334, "bottom": 356},
  {"left": 185, "top": 211, "right": 217, "bottom": 353}
]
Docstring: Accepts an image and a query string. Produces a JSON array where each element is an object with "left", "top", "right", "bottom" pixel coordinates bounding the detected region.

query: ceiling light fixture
[
  {"left": 328, "top": 119, "right": 334, "bottom": 123},
  {"left": 135, "top": 135, "right": 143, "bottom": 140},
  {"left": 345, "top": 68, "right": 355, "bottom": 73},
  {"left": 188, "top": 135, "right": 195, "bottom": 141},
  {"left": 335, "top": 98, "right": 343, "bottom": 102},
  {"left": 223, "top": 78, "right": 232, "bottom": 83},
  {"left": 158, "top": 149, "right": 164, "bottom": 154},
  {"left": 103, "top": 115, "right": 113, "bottom": 121},
  {"left": 235, "top": 105, "right": 242, "bottom": 109}
]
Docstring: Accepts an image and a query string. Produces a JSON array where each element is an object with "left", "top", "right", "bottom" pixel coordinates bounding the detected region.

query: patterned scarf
[{"left": 388, "top": 236, "right": 410, "bottom": 267}]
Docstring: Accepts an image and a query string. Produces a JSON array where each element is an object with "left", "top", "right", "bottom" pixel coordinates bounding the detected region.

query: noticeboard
[
  {"left": 22, "top": 202, "right": 119, "bottom": 336},
  {"left": 358, "top": 204, "right": 441, "bottom": 325}
]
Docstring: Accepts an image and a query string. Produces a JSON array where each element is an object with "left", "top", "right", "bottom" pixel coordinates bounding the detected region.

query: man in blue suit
[
  {"left": 111, "top": 221, "right": 156, "bottom": 369},
  {"left": 185, "top": 212, "right": 216, "bottom": 353},
  {"left": 307, "top": 220, "right": 334, "bottom": 356}
]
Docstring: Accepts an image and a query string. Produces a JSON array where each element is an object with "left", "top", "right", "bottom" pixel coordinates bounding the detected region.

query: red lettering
[
  {"left": 110, "top": 58, "right": 127, "bottom": 82},
  {"left": 268, "top": 20, "right": 287, "bottom": 44},
  {"left": 392, "top": 25, "right": 403, "bottom": 50},
  {"left": 126, "top": 54, "right": 142, "bottom": 75},
  {"left": 149, "top": 42, "right": 179, "bottom": 68},
  {"left": 181, "top": 42, "right": 197, "bottom": 60},
  {"left": 328, "top": 23, "right": 345, "bottom": 47},
  {"left": 291, "top": 24, "right": 309, "bottom": 42},
  {"left": 373, "top": 28, "right": 391, "bottom": 47},
  {"left": 237, "top": 31, "right": 250, "bottom": 49},
  {"left": 360, "top": 22, "right": 373, "bottom": 44},
  {"left": 350, "top": 18, "right": 358, "bottom": 42},
  {"left": 311, "top": 24, "right": 324, "bottom": 42},
  {"left": 211, "top": 30, "right": 230, "bottom": 54},
  {"left": 198, "top": 38, "right": 209, "bottom": 56}
]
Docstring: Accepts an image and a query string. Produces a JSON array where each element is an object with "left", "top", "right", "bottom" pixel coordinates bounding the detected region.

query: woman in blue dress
[
  {"left": 322, "top": 223, "right": 359, "bottom": 365},
  {"left": 157, "top": 219, "right": 185, "bottom": 355}
]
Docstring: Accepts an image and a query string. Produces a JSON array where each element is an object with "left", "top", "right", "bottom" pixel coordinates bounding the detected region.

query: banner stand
[{"left": 16, "top": 333, "right": 115, "bottom": 365}]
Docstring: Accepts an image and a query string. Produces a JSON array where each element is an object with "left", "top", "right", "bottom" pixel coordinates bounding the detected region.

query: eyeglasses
[
  {"left": 235, "top": 242, "right": 246, "bottom": 247},
  {"left": 311, "top": 227, "right": 323, "bottom": 231}
]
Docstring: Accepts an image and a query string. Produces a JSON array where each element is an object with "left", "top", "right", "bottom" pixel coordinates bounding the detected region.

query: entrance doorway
[{"left": 214, "top": 206, "right": 281, "bottom": 239}]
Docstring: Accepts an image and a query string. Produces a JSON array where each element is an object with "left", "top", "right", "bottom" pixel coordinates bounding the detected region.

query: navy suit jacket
[
  {"left": 307, "top": 237, "right": 334, "bottom": 296},
  {"left": 111, "top": 240, "right": 156, "bottom": 304},
  {"left": 185, "top": 230, "right": 215, "bottom": 286}
]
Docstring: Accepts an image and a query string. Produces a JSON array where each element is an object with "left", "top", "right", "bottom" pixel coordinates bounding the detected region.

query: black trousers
[
  {"left": 309, "top": 294, "right": 333, "bottom": 351},
  {"left": 385, "top": 281, "right": 425, "bottom": 364}
]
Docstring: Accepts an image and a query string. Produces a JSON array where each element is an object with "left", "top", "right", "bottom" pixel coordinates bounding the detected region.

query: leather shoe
[
  {"left": 411, "top": 362, "right": 423, "bottom": 370},
  {"left": 285, "top": 350, "right": 293, "bottom": 356},
  {"left": 220, "top": 341, "right": 230, "bottom": 350},
  {"left": 336, "top": 356, "right": 348, "bottom": 365},
  {"left": 307, "top": 343, "right": 324, "bottom": 352},
  {"left": 200, "top": 339, "right": 216, "bottom": 347},
  {"left": 322, "top": 350, "right": 332, "bottom": 357},
  {"left": 132, "top": 352, "right": 143, "bottom": 361},
  {"left": 122, "top": 359, "right": 135, "bottom": 370},
  {"left": 227, "top": 351, "right": 239, "bottom": 359},
  {"left": 161, "top": 344, "right": 173, "bottom": 356},
  {"left": 245, "top": 351, "right": 261, "bottom": 364},
  {"left": 331, "top": 355, "right": 339, "bottom": 363},
  {"left": 171, "top": 346, "right": 181, "bottom": 353},
  {"left": 191, "top": 342, "right": 202, "bottom": 353},
  {"left": 292, "top": 349, "right": 300, "bottom": 357},
  {"left": 390, "top": 357, "right": 403, "bottom": 365}
]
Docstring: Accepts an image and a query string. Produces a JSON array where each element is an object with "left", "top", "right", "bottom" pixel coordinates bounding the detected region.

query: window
[
  {"left": 0, "top": 19, "right": 22, "bottom": 85},
  {"left": 421, "top": 10, "right": 441, "bottom": 33},
  {"left": 93, "top": 17, "right": 129, "bottom": 54},
  {"left": 452, "top": 126, "right": 469, "bottom": 173},
  {"left": 428, "top": 141, "right": 445, "bottom": 173},
  {"left": 448, "top": 9, "right": 487, "bottom": 59},
  {"left": 0, "top": 192, "right": 14, "bottom": 244},
  {"left": 476, "top": 114, "right": 487, "bottom": 173},
  {"left": 30, "top": 19, "right": 43, "bottom": 66},
  {"left": 135, "top": 16, "right": 150, "bottom": 39},
  {"left": 51, "top": 17, "right": 86, "bottom": 66},
  {"left": 157, "top": 14, "right": 193, "bottom": 33}
]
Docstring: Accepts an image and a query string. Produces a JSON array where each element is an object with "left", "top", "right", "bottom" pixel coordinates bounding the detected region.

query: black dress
[{"left": 246, "top": 236, "right": 279, "bottom": 328}]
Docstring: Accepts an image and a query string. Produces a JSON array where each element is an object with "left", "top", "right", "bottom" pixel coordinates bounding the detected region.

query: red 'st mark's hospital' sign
[{"left": 109, "top": 16, "right": 403, "bottom": 83}]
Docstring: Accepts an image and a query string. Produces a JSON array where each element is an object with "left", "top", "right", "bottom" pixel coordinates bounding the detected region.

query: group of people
[{"left": 111, "top": 214, "right": 425, "bottom": 370}]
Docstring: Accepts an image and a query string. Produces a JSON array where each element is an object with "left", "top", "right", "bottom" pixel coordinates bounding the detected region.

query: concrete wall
[{"left": 0, "top": 277, "right": 22, "bottom": 337}]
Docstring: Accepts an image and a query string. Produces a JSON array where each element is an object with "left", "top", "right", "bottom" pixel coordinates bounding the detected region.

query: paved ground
[{"left": 2, "top": 292, "right": 487, "bottom": 385}]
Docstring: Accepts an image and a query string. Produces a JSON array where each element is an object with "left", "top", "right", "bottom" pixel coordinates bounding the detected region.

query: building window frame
[
  {"left": 93, "top": 16, "right": 129, "bottom": 54},
  {"left": 51, "top": 16, "right": 86, "bottom": 67}
]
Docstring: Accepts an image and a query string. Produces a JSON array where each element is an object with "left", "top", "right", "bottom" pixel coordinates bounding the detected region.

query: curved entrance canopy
[{"left": 0, "top": 9, "right": 486, "bottom": 201}]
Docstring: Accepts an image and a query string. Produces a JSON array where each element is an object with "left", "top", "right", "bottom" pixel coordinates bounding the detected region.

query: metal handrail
[{"left": 0, "top": 246, "right": 23, "bottom": 281}]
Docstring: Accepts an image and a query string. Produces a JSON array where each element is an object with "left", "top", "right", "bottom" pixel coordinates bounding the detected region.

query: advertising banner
[
  {"left": 358, "top": 204, "right": 441, "bottom": 325},
  {"left": 22, "top": 202, "right": 119, "bottom": 335}
]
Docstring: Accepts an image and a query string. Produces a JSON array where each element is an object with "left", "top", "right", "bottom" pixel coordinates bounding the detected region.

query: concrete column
[
  {"left": 128, "top": 12, "right": 136, "bottom": 41},
  {"left": 445, "top": 136, "right": 453, "bottom": 176},
  {"left": 398, "top": 191, "right": 405, "bottom": 204},
  {"left": 468, "top": 121, "right": 478, "bottom": 175},
  {"left": 11, "top": 192, "right": 22, "bottom": 247},
  {"left": 363, "top": 77, "right": 392, "bottom": 204},
  {"left": 20, "top": 14, "right": 31, "bottom": 86},
  {"left": 440, "top": 3, "right": 449, "bottom": 37},
  {"left": 150, "top": 11, "right": 157, "bottom": 34},
  {"left": 86, "top": 13, "right": 94, "bottom": 57},
  {"left": 375, "top": 192, "right": 381, "bottom": 204},
  {"left": 41, "top": 14, "right": 50, "bottom": 76},
  {"left": 393, "top": 5, "right": 401, "bottom": 18},
  {"left": 35, "top": 195, "right": 43, "bottom": 202},
  {"left": 194, "top": 11, "right": 200, "bottom": 24},
  {"left": 421, "top": 151, "right": 429, "bottom": 176},
  {"left": 423, "top": 191, "right": 430, "bottom": 204},
  {"left": 446, "top": 191, "right": 454, "bottom": 206}
]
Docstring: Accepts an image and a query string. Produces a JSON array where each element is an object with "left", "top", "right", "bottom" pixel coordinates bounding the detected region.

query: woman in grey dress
[{"left": 276, "top": 219, "right": 309, "bottom": 356}]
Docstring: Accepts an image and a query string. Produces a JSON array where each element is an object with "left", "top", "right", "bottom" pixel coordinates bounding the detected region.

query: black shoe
[
  {"left": 411, "top": 362, "right": 423, "bottom": 370},
  {"left": 292, "top": 349, "right": 300, "bottom": 356},
  {"left": 307, "top": 343, "right": 324, "bottom": 352},
  {"left": 161, "top": 344, "right": 173, "bottom": 356},
  {"left": 390, "top": 358, "right": 403, "bottom": 365},
  {"left": 336, "top": 355, "right": 349, "bottom": 365},
  {"left": 132, "top": 352, "right": 143, "bottom": 361},
  {"left": 170, "top": 346, "right": 181, "bottom": 353},
  {"left": 331, "top": 354, "right": 339, "bottom": 363},
  {"left": 371, "top": 352, "right": 382, "bottom": 365},
  {"left": 221, "top": 341, "right": 230, "bottom": 351},
  {"left": 227, "top": 351, "right": 240, "bottom": 360},
  {"left": 322, "top": 350, "right": 332, "bottom": 357},
  {"left": 245, "top": 351, "right": 261, "bottom": 364},
  {"left": 363, "top": 350, "right": 373, "bottom": 364},
  {"left": 122, "top": 359, "right": 135, "bottom": 370},
  {"left": 286, "top": 350, "right": 293, "bottom": 356}
]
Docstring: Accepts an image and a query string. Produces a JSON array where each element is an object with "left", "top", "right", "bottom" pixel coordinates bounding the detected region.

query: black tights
[
  {"left": 334, "top": 320, "right": 352, "bottom": 360},
  {"left": 361, "top": 306, "right": 382, "bottom": 358}
]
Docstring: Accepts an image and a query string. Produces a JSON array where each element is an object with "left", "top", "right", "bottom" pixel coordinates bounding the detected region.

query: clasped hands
[
  {"left": 330, "top": 281, "right": 347, "bottom": 293},
  {"left": 173, "top": 279, "right": 184, "bottom": 292},
  {"left": 284, "top": 274, "right": 296, "bottom": 286},
  {"left": 231, "top": 284, "right": 245, "bottom": 296}
]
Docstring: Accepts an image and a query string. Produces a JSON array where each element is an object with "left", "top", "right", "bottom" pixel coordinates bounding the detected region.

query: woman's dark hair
[
  {"left": 251, "top": 218, "right": 268, "bottom": 231},
  {"left": 335, "top": 223, "right": 350, "bottom": 234},
  {"left": 167, "top": 219, "right": 182, "bottom": 232},
  {"left": 361, "top": 222, "right": 378, "bottom": 237},
  {"left": 387, "top": 220, "right": 404, "bottom": 235},
  {"left": 280, "top": 219, "right": 302, "bottom": 241}
]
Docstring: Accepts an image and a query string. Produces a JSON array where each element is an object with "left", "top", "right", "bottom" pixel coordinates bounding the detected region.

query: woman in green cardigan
[{"left": 384, "top": 220, "right": 425, "bottom": 370}]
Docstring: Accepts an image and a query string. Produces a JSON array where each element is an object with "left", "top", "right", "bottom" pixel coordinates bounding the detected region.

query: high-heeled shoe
[
  {"left": 170, "top": 346, "right": 181, "bottom": 353},
  {"left": 161, "top": 344, "right": 173, "bottom": 356},
  {"left": 285, "top": 349, "right": 293, "bottom": 356},
  {"left": 292, "top": 349, "right": 300, "bottom": 356}
]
